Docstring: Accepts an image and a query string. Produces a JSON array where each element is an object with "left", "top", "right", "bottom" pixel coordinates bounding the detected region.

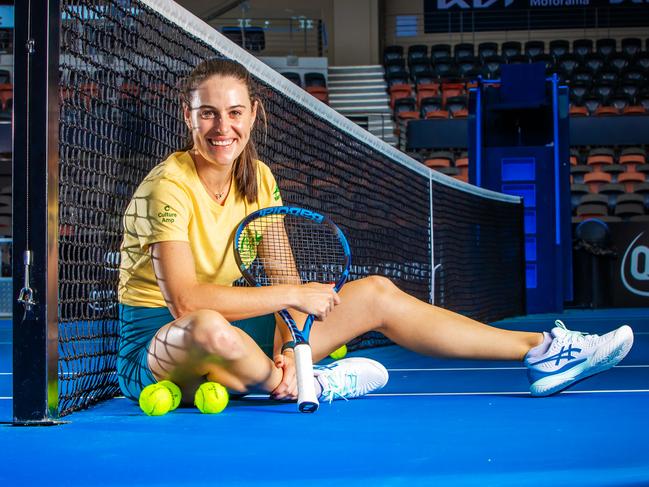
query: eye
[
  {"left": 199, "top": 109, "right": 216, "bottom": 119},
  {"left": 230, "top": 110, "right": 243, "bottom": 118}
]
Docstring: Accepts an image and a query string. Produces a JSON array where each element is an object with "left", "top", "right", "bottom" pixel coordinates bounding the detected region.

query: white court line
[
  {"left": 387, "top": 364, "right": 649, "bottom": 372},
  {"left": 370, "top": 389, "right": 649, "bottom": 396},
  {"left": 5, "top": 388, "right": 649, "bottom": 401}
]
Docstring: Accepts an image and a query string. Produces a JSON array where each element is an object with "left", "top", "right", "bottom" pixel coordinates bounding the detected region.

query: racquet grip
[{"left": 294, "top": 343, "right": 319, "bottom": 413}]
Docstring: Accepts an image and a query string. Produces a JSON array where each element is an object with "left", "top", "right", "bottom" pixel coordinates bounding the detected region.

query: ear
[
  {"left": 250, "top": 99, "right": 258, "bottom": 128},
  {"left": 183, "top": 103, "right": 193, "bottom": 130}
]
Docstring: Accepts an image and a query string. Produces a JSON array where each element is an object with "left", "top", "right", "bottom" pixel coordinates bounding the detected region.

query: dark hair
[{"left": 180, "top": 58, "right": 266, "bottom": 203}]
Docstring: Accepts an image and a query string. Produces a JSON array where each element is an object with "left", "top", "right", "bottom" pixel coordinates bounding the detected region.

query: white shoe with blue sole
[{"left": 525, "top": 320, "right": 634, "bottom": 397}]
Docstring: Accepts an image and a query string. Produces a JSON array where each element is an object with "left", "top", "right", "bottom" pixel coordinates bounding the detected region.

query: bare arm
[{"left": 151, "top": 241, "right": 338, "bottom": 322}]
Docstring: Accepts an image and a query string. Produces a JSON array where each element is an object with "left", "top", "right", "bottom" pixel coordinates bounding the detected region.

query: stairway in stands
[{"left": 327, "top": 65, "right": 397, "bottom": 146}]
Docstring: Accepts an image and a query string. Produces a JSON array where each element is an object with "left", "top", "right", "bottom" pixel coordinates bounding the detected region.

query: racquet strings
[{"left": 237, "top": 214, "right": 347, "bottom": 287}]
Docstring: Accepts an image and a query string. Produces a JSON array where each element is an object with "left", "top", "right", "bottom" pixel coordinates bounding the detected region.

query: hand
[
  {"left": 291, "top": 283, "right": 341, "bottom": 321},
  {"left": 271, "top": 350, "right": 298, "bottom": 400}
]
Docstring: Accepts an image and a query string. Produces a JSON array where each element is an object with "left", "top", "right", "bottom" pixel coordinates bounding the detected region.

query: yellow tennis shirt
[{"left": 118, "top": 151, "right": 283, "bottom": 308}]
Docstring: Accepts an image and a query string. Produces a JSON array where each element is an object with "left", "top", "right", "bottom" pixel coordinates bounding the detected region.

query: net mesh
[{"left": 56, "top": 0, "right": 523, "bottom": 415}]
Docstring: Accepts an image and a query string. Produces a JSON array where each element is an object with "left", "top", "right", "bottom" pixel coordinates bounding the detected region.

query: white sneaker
[
  {"left": 314, "top": 357, "right": 388, "bottom": 403},
  {"left": 525, "top": 320, "right": 634, "bottom": 397}
]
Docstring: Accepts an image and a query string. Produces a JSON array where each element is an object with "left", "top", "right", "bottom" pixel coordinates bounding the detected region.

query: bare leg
[
  {"left": 147, "top": 309, "right": 282, "bottom": 398},
  {"left": 310, "top": 276, "right": 543, "bottom": 362}
]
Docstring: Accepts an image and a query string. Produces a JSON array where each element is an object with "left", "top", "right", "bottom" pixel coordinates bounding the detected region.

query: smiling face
[{"left": 183, "top": 74, "right": 257, "bottom": 169}]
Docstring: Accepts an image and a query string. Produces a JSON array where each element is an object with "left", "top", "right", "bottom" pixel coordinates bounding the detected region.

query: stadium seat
[
  {"left": 531, "top": 53, "right": 555, "bottom": 73},
  {"left": 410, "top": 60, "right": 432, "bottom": 82},
  {"left": 599, "top": 182, "right": 626, "bottom": 209},
  {"left": 408, "top": 44, "right": 429, "bottom": 65},
  {"left": 609, "top": 53, "right": 630, "bottom": 73},
  {"left": 0, "top": 70, "right": 10, "bottom": 84},
  {"left": 419, "top": 96, "right": 447, "bottom": 119},
  {"left": 441, "top": 82, "right": 464, "bottom": 106},
  {"left": 570, "top": 81, "right": 590, "bottom": 106},
  {"left": 576, "top": 194, "right": 608, "bottom": 217},
  {"left": 595, "top": 38, "right": 616, "bottom": 59},
  {"left": 455, "top": 153, "right": 469, "bottom": 178},
  {"left": 416, "top": 83, "right": 440, "bottom": 106},
  {"left": 483, "top": 55, "right": 504, "bottom": 78},
  {"left": 610, "top": 92, "right": 632, "bottom": 113},
  {"left": 593, "top": 81, "right": 615, "bottom": 105},
  {"left": 584, "top": 172, "right": 613, "bottom": 193},
  {"left": 571, "top": 164, "right": 592, "bottom": 183},
  {"left": 621, "top": 38, "right": 642, "bottom": 58},
  {"left": 389, "top": 83, "right": 412, "bottom": 108},
  {"left": 618, "top": 172, "right": 646, "bottom": 193},
  {"left": 306, "top": 86, "right": 328, "bottom": 104},
  {"left": 508, "top": 54, "right": 529, "bottom": 65},
  {"left": 282, "top": 72, "right": 302, "bottom": 87},
  {"left": 549, "top": 39, "right": 570, "bottom": 59},
  {"left": 619, "top": 147, "right": 647, "bottom": 171},
  {"left": 414, "top": 70, "right": 437, "bottom": 85},
  {"left": 433, "top": 57, "right": 457, "bottom": 79},
  {"left": 524, "top": 40, "right": 545, "bottom": 58},
  {"left": 572, "top": 69, "right": 593, "bottom": 86},
  {"left": 569, "top": 105, "right": 589, "bottom": 117},
  {"left": 305, "top": 72, "right": 327, "bottom": 88},
  {"left": 584, "top": 53, "right": 605, "bottom": 76},
  {"left": 570, "top": 148, "right": 583, "bottom": 166},
  {"left": 615, "top": 194, "right": 646, "bottom": 218},
  {"left": 501, "top": 41, "right": 522, "bottom": 61},
  {"left": 583, "top": 95, "right": 602, "bottom": 115},
  {"left": 478, "top": 42, "right": 498, "bottom": 60},
  {"left": 394, "top": 97, "right": 419, "bottom": 120},
  {"left": 570, "top": 183, "right": 589, "bottom": 209},
  {"left": 446, "top": 95, "right": 468, "bottom": 118},
  {"left": 384, "top": 45, "right": 404, "bottom": 64},
  {"left": 454, "top": 43, "right": 474, "bottom": 61},
  {"left": 386, "top": 70, "right": 409, "bottom": 87},
  {"left": 634, "top": 53, "right": 649, "bottom": 72},
  {"left": 431, "top": 44, "right": 451, "bottom": 61},
  {"left": 457, "top": 56, "right": 479, "bottom": 77},
  {"left": 587, "top": 148, "right": 615, "bottom": 171},
  {"left": 557, "top": 54, "right": 580, "bottom": 80},
  {"left": 424, "top": 151, "right": 453, "bottom": 169},
  {"left": 639, "top": 89, "right": 649, "bottom": 112},
  {"left": 573, "top": 39, "right": 593, "bottom": 60}
]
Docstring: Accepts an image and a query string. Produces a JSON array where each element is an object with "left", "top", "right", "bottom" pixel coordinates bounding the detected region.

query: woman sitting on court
[{"left": 118, "top": 58, "right": 634, "bottom": 407}]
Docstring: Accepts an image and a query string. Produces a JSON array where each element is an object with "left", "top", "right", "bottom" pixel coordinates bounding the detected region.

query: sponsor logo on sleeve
[{"left": 158, "top": 204, "right": 177, "bottom": 223}]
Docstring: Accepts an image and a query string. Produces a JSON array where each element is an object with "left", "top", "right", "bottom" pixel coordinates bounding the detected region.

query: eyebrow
[{"left": 193, "top": 104, "right": 247, "bottom": 110}]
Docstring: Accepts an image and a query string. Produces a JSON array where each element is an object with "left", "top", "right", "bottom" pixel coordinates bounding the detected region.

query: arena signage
[
  {"left": 610, "top": 224, "right": 649, "bottom": 307},
  {"left": 430, "top": 0, "right": 646, "bottom": 9},
  {"left": 424, "top": 0, "right": 649, "bottom": 32}
]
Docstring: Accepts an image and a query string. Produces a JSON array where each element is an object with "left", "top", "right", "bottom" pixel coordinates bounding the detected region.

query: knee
[
  {"left": 190, "top": 310, "right": 246, "bottom": 360},
  {"left": 362, "top": 275, "right": 397, "bottom": 297}
]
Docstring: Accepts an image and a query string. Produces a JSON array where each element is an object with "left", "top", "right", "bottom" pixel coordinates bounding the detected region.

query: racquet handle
[{"left": 294, "top": 343, "right": 319, "bottom": 413}]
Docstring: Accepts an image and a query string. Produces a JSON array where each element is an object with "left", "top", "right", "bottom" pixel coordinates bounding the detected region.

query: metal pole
[{"left": 12, "top": 0, "right": 62, "bottom": 425}]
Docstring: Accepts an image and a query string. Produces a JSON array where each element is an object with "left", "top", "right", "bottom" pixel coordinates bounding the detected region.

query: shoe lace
[
  {"left": 318, "top": 372, "right": 358, "bottom": 404},
  {"left": 554, "top": 320, "right": 598, "bottom": 346}
]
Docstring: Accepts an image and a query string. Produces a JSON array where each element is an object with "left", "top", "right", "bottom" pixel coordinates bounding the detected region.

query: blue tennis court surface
[{"left": 1, "top": 309, "right": 649, "bottom": 486}]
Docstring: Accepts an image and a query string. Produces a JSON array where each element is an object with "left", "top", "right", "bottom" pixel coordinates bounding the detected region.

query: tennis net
[{"left": 49, "top": 0, "right": 525, "bottom": 415}]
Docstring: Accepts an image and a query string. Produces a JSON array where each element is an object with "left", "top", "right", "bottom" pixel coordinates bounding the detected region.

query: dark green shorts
[{"left": 117, "top": 304, "right": 276, "bottom": 401}]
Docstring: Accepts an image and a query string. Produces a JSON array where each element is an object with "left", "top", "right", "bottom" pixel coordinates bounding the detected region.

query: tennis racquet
[{"left": 233, "top": 206, "right": 352, "bottom": 413}]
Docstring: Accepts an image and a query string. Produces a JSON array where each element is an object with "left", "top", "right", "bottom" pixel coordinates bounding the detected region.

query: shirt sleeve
[
  {"left": 257, "top": 161, "right": 283, "bottom": 208},
  {"left": 128, "top": 177, "right": 191, "bottom": 251}
]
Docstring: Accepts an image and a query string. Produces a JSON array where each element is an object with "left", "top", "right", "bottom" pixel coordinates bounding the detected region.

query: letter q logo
[{"left": 620, "top": 232, "right": 649, "bottom": 297}]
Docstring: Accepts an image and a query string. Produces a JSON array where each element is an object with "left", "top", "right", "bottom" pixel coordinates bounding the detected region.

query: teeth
[{"left": 209, "top": 139, "right": 234, "bottom": 146}]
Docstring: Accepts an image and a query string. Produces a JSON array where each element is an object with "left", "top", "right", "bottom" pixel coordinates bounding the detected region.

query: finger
[{"left": 332, "top": 291, "right": 341, "bottom": 305}]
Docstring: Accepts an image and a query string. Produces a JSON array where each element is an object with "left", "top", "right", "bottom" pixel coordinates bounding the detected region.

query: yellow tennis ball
[
  {"left": 158, "top": 380, "right": 182, "bottom": 410},
  {"left": 329, "top": 344, "right": 348, "bottom": 360},
  {"left": 139, "top": 383, "right": 173, "bottom": 416},
  {"left": 194, "top": 382, "right": 229, "bottom": 414}
]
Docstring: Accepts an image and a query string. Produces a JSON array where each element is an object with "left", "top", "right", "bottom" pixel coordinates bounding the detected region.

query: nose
[{"left": 212, "top": 113, "right": 230, "bottom": 134}]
